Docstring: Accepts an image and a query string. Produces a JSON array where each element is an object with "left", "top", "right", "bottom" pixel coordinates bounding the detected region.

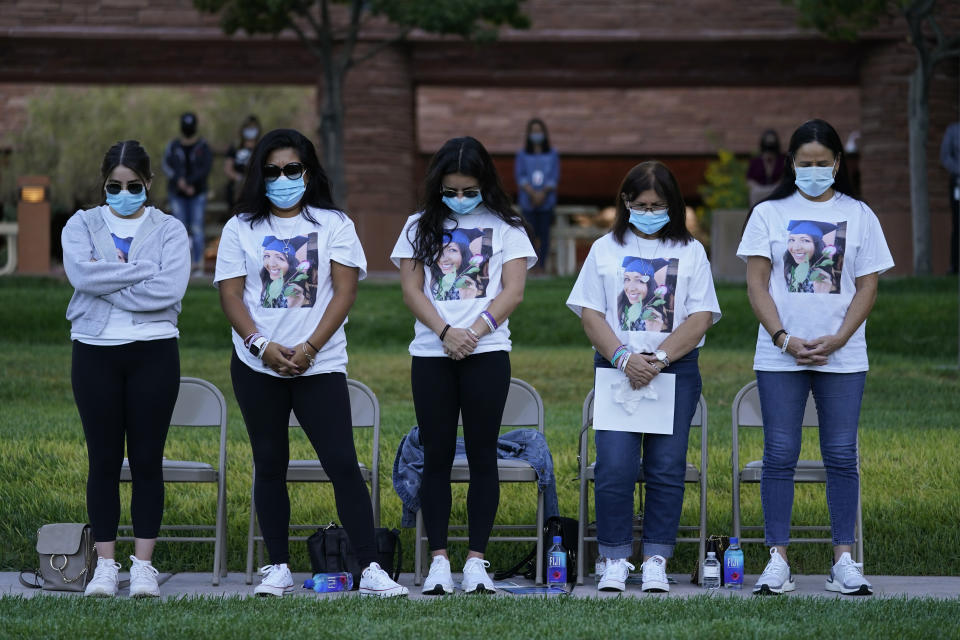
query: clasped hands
[
  {"left": 261, "top": 341, "right": 316, "bottom": 376},
  {"left": 783, "top": 334, "right": 844, "bottom": 366},
  {"left": 443, "top": 327, "right": 478, "bottom": 361}
]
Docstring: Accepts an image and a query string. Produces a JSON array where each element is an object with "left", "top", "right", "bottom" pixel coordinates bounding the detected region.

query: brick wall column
[{"left": 340, "top": 43, "right": 417, "bottom": 273}]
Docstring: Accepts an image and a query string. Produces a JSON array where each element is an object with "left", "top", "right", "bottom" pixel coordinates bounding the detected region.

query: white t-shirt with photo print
[
  {"left": 566, "top": 232, "right": 721, "bottom": 354},
  {"left": 736, "top": 191, "right": 894, "bottom": 372},
  {"left": 214, "top": 207, "right": 367, "bottom": 376},
  {"left": 390, "top": 206, "right": 537, "bottom": 357}
]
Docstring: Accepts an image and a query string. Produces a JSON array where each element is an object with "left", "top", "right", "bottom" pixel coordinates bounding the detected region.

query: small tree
[
  {"left": 194, "top": 0, "right": 529, "bottom": 205},
  {"left": 784, "top": 0, "right": 960, "bottom": 274}
]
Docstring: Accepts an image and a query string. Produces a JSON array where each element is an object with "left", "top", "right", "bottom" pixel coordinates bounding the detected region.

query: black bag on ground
[
  {"left": 494, "top": 516, "right": 578, "bottom": 583},
  {"left": 306, "top": 523, "right": 402, "bottom": 589}
]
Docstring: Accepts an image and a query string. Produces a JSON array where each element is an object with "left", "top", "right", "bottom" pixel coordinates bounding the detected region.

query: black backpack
[{"left": 494, "top": 516, "right": 578, "bottom": 583}]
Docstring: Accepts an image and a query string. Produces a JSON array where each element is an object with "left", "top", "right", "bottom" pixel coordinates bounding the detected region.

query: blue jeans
[
  {"left": 756, "top": 370, "right": 866, "bottom": 547},
  {"left": 169, "top": 193, "right": 206, "bottom": 267},
  {"left": 522, "top": 207, "right": 553, "bottom": 269},
  {"left": 593, "top": 349, "right": 702, "bottom": 560}
]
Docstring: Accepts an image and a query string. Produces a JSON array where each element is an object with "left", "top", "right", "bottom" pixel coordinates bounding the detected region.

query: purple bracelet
[{"left": 481, "top": 311, "right": 498, "bottom": 330}]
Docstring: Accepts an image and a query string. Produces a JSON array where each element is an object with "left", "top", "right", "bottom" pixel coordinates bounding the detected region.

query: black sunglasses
[
  {"left": 264, "top": 162, "right": 305, "bottom": 182},
  {"left": 105, "top": 182, "right": 145, "bottom": 195},
  {"left": 441, "top": 188, "right": 480, "bottom": 199}
]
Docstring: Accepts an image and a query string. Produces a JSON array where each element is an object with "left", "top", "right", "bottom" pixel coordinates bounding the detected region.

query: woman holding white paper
[{"left": 567, "top": 161, "right": 720, "bottom": 593}]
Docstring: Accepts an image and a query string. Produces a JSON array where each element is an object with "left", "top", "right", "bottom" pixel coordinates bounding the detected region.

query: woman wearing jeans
[
  {"left": 392, "top": 136, "right": 536, "bottom": 595},
  {"left": 737, "top": 119, "right": 894, "bottom": 596},
  {"left": 566, "top": 161, "right": 720, "bottom": 592},
  {"left": 216, "top": 129, "right": 406, "bottom": 598},
  {"left": 62, "top": 140, "right": 190, "bottom": 598}
]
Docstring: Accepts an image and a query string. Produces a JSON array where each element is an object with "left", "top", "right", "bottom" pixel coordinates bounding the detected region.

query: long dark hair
[
  {"left": 742, "top": 119, "right": 860, "bottom": 232},
  {"left": 524, "top": 118, "right": 552, "bottom": 153},
  {"left": 234, "top": 128, "right": 340, "bottom": 226},
  {"left": 409, "top": 136, "right": 528, "bottom": 265},
  {"left": 612, "top": 161, "right": 692, "bottom": 246},
  {"left": 99, "top": 140, "right": 152, "bottom": 205}
]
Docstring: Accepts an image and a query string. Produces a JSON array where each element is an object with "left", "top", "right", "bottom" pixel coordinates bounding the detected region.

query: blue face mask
[
  {"left": 443, "top": 192, "right": 483, "bottom": 215},
  {"left": 528, "top": 132, "right": 545, "bottom": 145},
  {"left": 794, "top": 164, "right": 836, "bottom": 197},
  {"left": 265, "top": 176, "right": 306, "bottom": 210},
  {"left": 629, "top": 208, "right": 670, "bottom": 235},
  {"left": 105, "top": 189, "right": 147, "bottom": 217}
]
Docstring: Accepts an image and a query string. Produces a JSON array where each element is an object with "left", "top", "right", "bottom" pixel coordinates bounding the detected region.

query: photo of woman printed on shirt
[
  {"left": 112, "top": 235, "right": 133, "bottom": 263},
  {"left": 259, "top": 233, "right": 319, "bottom": 308},
  {"left": 430, "top": 227, "right": 492, "bottom": 301},
  {"left": 783, "top": 220, "right": 846, "bottom": 294},
  {"left": 617, "top": 256, "right": 678, "bottom": 333}
]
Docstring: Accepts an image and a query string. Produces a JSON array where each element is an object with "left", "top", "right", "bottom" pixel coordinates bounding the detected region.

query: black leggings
[
  {"left": 231, "top": 353, "right": 377, "bottom": 566},
  {"left": 71, "top": 339, "right": 180, "bottom": 542},
  {"left": 411, "top": 351, "right": 511, "bottom": 553}
]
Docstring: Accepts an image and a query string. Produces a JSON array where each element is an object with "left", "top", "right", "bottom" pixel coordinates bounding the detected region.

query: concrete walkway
[{"left": 3, "top": 572, "right": 959, "bottom": 600}]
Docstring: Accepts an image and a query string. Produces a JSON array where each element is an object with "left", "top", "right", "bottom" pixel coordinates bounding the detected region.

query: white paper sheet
[{"left": 593, "top": 368, "right": 675, "bottom": 434}]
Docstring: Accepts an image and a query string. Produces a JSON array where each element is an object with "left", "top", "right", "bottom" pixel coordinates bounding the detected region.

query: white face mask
[{"left": 794, "top": 162, "right": 836, "bottom": 197}]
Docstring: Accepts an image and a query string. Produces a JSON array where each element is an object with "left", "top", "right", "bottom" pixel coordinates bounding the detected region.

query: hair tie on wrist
[
  {"left": 439, "top": 324, "right": 451, "bottom": 341},
  {"left": 306, "top": 339, "right": 319, "bottom": 353}
]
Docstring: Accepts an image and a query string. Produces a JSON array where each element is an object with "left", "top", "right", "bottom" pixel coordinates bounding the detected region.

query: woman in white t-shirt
[
  {"left": 567, "top": 161, "right": 721, "bottom": 594},
  {"left": 737, "top": 119, "right": 894, "bottom": 597},
  {"left": 391, "top": 136, "right": 536, "bottom": 595},
  {"left": 215, "top": 129, "right": 406, "bottom": 598},
  {"left": 61, "top": 140, "right": 191, "bottom": 598}
]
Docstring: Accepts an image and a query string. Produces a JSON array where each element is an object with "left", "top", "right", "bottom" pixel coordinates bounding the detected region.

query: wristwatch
[
  {"left": 653, "top": 349, "right": 670, "bottom": 368},
  {"left": 249, "top": 336, "right": 269, "bottom": 359}
]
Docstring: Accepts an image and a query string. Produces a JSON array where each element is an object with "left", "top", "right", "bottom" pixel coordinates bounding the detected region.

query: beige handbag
[{"left": 20, "top": 523, "right": 96, "bottom": 591}]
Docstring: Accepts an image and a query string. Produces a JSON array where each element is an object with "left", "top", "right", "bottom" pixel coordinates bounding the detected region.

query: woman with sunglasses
[
  {"left": 61, "top": 140, "right": 190, "bottom": 598},
  {"left": 215, "top": 129, "right": 407, "bottom": 598},
  {"left": 737, "top": 120, "right": 893, "bottom": 597},
  {"left": 391, "top": 136, "right": 536, "bottom": 595},
  {"left": 566, "top": 161, "right": 720, "bottom": 593}
]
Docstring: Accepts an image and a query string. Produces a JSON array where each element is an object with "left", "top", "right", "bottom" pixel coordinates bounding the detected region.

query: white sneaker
[
  {"left": 753, "top": 547, "right": 796, "bottom": 595},
  {"left": 597, "top": 558, "right": 634, "bottom": 592},
  {"left": 640, "top": 555, "right": 670, "bottom": 592},
  {"left": 84, "top": 557, "right": 121, "bottom": 597},
  {"left": 422, "top": 555, "right": 454, "bottom": 595},
  {"left": 254, "top": 563, "right": 295, "bottom": 597},
  {"left": 360, "top": 562, "right": 408, "bottom": 597},
  {"left": 461, "top": 557, "right": 495, "bottom": 594},
  {"left": 826, "top": 552, "right": 873, "bottom": 596},
  {"left": 128, "top": 555, "right": 160, "bottom": 598}
]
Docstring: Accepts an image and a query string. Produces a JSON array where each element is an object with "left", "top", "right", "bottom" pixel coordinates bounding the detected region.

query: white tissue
[{"left": 610, "top": 377, "right": 658, "bottom": 415}]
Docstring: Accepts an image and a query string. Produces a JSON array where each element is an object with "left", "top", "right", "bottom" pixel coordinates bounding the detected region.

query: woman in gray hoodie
[{"left": 61, "top": 140, "right": 190, "bottom": 598}]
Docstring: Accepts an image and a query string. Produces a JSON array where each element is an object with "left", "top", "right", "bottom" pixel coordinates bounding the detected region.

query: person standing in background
[
  {"left": 164, "top": 112, "right": 213, "bottom": 277},
  {"left": 939, "top": 121, "right": 959, "bottom": 274},
  {"left": 515, "top": 118, "right": 559, "bottom": 273},
  {"left": 747, "top": 129, "right": 787, "bottom": 207},
  {"left": 225, "top": 115, "right": 261, "bottom": 216}
]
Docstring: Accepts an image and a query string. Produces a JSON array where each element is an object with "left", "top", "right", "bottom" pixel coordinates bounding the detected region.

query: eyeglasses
[
  {"left": 105, "top": 182, "right": 145, "bottom": 195},
  {"left": 627, "top": 203, "right": 668, "bottom": 214},
  {"left": 441, "top": 187, "right": 480, "bottom": 199},
  {"left": 264, "top": 162, "right": 305, "bottom": 182}
]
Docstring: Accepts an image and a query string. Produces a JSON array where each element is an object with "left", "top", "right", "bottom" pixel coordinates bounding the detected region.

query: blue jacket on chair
[{"left": 392, "top": 426, "right": 560, "bottom": 527}]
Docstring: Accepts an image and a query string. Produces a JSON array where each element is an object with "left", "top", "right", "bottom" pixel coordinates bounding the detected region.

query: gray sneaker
[
  {"left": 826, "top": 552, "right": 873, "bottom": 596},
  {"left": 753, "top": 547, "right": 796, "bottom": 595}
]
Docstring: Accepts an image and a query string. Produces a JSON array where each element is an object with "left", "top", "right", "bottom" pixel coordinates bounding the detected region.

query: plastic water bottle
[
  {"left": 702, "top": 551, "right": 721, "bottom": 589},
  {"left": 547, "top": 535, "right": 567, "bottom": 586},
  {"left": 724, "top": 537, "right": 744, "bottom": 590},
  {"left": 304, "top": 572, "right": 353, "bottom": 592}
]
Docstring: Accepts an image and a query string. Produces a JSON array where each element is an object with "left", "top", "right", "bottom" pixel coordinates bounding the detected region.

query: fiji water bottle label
[
  {"left": 724, "top": 555, "right": 744, "bottom": 585},
  {"left": 548, "top": 552, "right": 567, "bottom": 584}
]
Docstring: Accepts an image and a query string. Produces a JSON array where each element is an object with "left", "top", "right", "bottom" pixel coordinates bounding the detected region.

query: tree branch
[
  {"left": 304, "top": 1, "right": 329, "bottom": 50},
  {"left": 337, "top": 0, "right": 365, "bottom": 77},
  {"left": 347, "top": 27, "right": 412, "bottom": 70},
  {"left": 287, "top": 18, "right": 325, "bottom": 60}
]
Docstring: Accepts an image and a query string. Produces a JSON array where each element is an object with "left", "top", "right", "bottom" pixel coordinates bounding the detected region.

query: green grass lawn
[{"left": 2, "top": 275, "right": 959, "bottom": 589}]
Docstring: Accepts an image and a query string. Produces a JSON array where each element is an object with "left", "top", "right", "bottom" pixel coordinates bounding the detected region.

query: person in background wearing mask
[
  {"left": 939, "top": 121, "right": 959, "bottom": 274},
  {"left": 391, "top": 136, "right": 536, "bottom": 595},
  {"left": 737, "top": 119, "right": 894, "bottom": 597},
  {"left": 566, "top": 161, "right": 720, "bottom": 594},
  {"left": 215, "top": 128, "right": 408, "bottom": 598},
  {"left": 515, "top": 118, "right": 560, "bottom": 273},
  {"left": 225, "top": 115, "right": 261, "bottom": 218},
  {"left": 163, "top": 112, "right": 213, "bottom": 277},
  {"left": 747, "top": 129, "right": 787, "bottom": 207},
  {"left": 60, "top": 140, "right": 191, "bottom": 598}
]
